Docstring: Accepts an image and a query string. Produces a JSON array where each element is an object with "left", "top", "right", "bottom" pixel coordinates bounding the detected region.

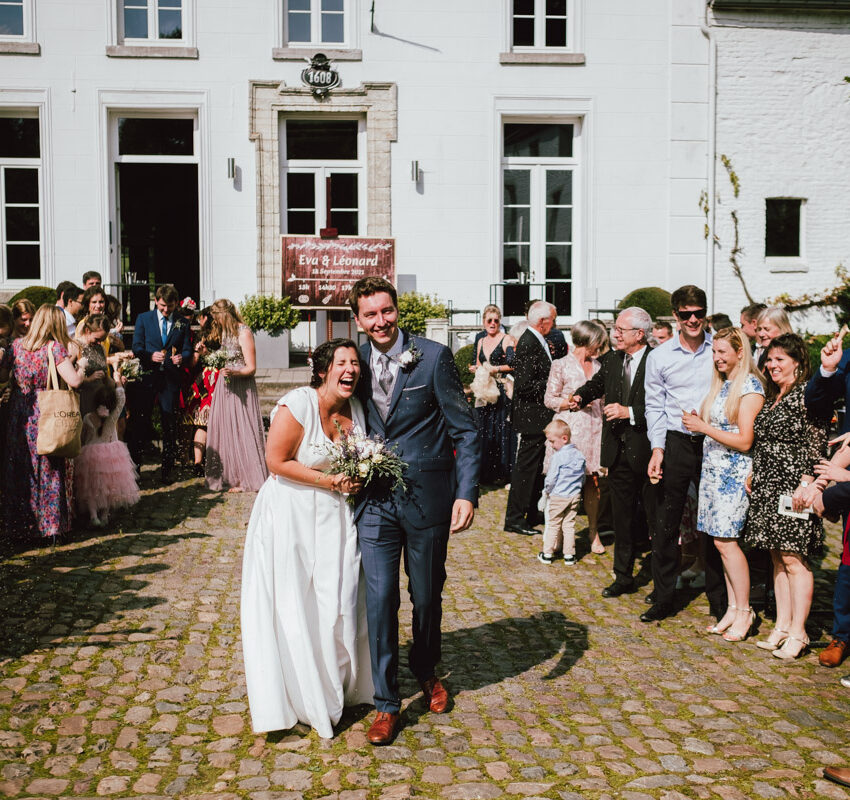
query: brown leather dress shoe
[
  {"left": 819, "top": 638, "right": 848, "bottom": 668},
  {"left": 825, "top": 766, "right": 850, "bottom": 788},
  {"left": 367, "top": 711, "right": 400, "bottom": 745},
  {"left": 420, "top": 676, "right": 449, "bottom": 713}
]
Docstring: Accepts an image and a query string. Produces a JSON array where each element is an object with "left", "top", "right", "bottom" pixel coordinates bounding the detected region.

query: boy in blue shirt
[{"left": 539, "top": 419, "right": 586, "bottom": 565}]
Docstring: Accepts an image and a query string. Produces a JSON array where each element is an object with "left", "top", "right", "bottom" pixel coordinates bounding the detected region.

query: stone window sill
[
  {"left": 500, "top": 51, "right": 585, "bottom": 65},
  {"left": 273, "top": 47, "right": 362, "bottom": 61},
  {"left": 106, "top": 45, "right": 199, "bottom": 59},
  {"left": 0, "top": 41, "right": 40, "bottom": 55},
  {"left": 767, "top": 257, "right": 808, "bottom": 273}
]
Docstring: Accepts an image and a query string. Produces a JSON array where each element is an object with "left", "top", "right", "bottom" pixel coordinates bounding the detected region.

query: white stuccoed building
[{"left": 0, "top": 0, "right": 847, "bottom": 343}]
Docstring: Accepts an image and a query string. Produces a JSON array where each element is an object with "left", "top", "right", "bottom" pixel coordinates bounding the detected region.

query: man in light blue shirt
[{"left": 642, "top": 285, "right": 725, "bottom": 623}]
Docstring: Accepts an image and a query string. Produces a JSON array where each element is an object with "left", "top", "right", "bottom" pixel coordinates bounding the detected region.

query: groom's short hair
[{"left": 349, "top": 276, "right": 398, "bottom": 315}]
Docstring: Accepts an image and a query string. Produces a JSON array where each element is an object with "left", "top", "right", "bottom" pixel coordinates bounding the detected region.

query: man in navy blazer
[
  {"left": 351, "top": 277, "right": 479, "bottom": 746},
  {"left": 130, "top": 283, "right": 193, "bottom": 482}
]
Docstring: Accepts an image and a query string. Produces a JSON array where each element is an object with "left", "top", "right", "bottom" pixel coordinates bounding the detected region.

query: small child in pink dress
[{"left": 75, "top": 379, "right": 140, "bottom": 527}]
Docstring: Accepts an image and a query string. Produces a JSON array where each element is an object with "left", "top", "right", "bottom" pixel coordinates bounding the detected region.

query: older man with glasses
[{"left": 643, "top": 285, "right": 727, "bottom": 623}]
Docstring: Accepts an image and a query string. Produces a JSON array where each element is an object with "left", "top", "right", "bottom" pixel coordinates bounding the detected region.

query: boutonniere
[{"left": 397, "top": 342, "right": 422, "bottom": 371}]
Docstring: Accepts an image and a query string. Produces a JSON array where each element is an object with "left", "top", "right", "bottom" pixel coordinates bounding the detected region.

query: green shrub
[
  {"left": 397, "top": 292, "right": 448, "bottom": 335},
  {"left": 618, "top": 287, "right": 672, "bottom": 320},
  {"left": 454, "top": 343, "right": 475, "bottom": 388},
  {"left": 10, "top": 285, "right": 57, "bottom": 307},
  {"left": 804, "top": 333, "right": 832, "bottom": 375},
  {"left": 239, "top": 294, "right": 301, "bottom": 336}
]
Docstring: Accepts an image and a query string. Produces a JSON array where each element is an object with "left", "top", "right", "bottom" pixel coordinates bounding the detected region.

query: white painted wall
[
  {"left": 710, "top": 8, "right": 850, "bottom": 328},
  {"left": 0, "top": 1, "right": 711, "bottom": 324}
]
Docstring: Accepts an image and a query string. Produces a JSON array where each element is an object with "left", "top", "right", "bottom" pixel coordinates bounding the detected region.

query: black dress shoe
[
  {"left": 504, "top": 525, "right": 538, "bottom": 536},
  {"left": 602, "top": 581, "right": 635, "bottom": 598},
  {"left": 644, "top": 590, "right": 657, "bottom": 605},
  {"left": 640, "top": 603, "right": 674, "bottom": 623}
]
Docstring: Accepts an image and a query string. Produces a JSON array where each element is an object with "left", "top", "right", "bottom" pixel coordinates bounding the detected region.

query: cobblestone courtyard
[{"left": 1, "top": 469, "right": 848, "bottom": 800}]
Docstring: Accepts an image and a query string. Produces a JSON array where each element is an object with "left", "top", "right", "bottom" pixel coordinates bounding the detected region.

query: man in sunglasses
[{"left": 643, "top": 285, "right": 726, "bottom": 623}]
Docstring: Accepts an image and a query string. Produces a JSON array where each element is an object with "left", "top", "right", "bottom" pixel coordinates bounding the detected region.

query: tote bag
[{"left": 36, "top": 343, "right": 82, "bottom": 458}]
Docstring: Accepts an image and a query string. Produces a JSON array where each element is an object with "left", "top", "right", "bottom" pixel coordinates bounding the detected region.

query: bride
[{"left": 241, "top": 338, "right": 374, "bottom": 739}]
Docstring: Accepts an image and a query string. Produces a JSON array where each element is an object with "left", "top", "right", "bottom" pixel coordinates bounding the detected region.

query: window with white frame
[
  {"left": 501, "top": 121, "right": 576, "bottom": 317},
  {"left": 281, "top": 117, "right": 365, "bottom": 236},
  {"left": 511, "top": 0, "right": 574, "bottom": 50},
  {"left": 121, "top": 0, "right": 185, "bottom": 42},
  {"left": 0, "top": 114, "right": 41, "bottom": 282},
  {"left": 284, "top": 0, "right": 347, "bottom": 47}
]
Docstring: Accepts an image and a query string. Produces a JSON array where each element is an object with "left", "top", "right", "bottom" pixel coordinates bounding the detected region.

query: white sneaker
[{"left": 840, "top": 675, "right": 850, "bottom": 689}]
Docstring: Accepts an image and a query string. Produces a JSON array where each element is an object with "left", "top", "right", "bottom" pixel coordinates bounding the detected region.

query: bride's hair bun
[{"left": 310, "top": 338, "right": 359, "bottom": 388}]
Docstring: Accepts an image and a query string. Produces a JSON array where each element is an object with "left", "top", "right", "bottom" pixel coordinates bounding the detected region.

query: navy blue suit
[
  {"left": 129, "top": 310, "right": 193, "bottom": 468},
  {"left": 355, "top": 331, "right": 479, "bottom": 713}
]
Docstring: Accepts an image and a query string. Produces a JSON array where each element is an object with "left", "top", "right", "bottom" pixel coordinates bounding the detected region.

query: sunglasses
[{"left": 674, "top": 308, "right": 707, "bottom": 321}]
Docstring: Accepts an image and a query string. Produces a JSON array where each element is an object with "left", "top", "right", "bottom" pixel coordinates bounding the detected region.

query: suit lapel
[{"left": 386, "top": 331, "right": 411, "bottom": 420}]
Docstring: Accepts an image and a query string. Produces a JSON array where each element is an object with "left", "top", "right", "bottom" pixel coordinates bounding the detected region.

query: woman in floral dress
[
  {"left": 544, "top": 320, "right": 606, "bottom": 553},
  {"left": 205, "top": 299, "right": 268, "bottom": 492},
  {"left": 744, "top": 333, "right": 833, "bottom": 659},
  {"left": 3, "top": 305, "right": 85, "bottom": 540},
  {"left": 181, "top": 307, "right": 220, "bottom": 476},
  {"left": 683, "top": 328, "right": 764, "bottom": 640}
]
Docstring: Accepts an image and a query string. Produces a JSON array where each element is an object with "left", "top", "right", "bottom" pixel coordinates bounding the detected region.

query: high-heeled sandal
[
  {"left": 756, "top": 627, "right": 789, "bottom": 651},
  {"left": 590, "top": 535, "right": 606, "bottom": 554},
  {"left": 772, "top": 633, "right": 810, "bottom": 660},
  {"left": 722, "top": 607, "right": 756, "bottom": 642},
  {"left": 705, "top": 604, "right": 737, "bottom": 635}
]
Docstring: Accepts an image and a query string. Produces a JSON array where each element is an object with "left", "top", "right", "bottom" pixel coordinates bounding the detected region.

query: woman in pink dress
[
  {"left": 544, "top": 320, "right": 606, "bottom": 554},
  {"left": 2, "top": 305, "right": 85, "bottom": 540}
]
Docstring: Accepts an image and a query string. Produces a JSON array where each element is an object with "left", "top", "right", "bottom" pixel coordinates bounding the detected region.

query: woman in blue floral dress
[{"left": 683, "top": 327, "right": 765, "bottom": 640}]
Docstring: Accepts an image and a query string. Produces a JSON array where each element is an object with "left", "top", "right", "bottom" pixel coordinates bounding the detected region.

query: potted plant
[{"left": 239, "top": 294, "right": 301, "bottom": 369}]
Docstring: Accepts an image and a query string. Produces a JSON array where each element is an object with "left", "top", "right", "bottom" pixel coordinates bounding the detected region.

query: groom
[{"left": 351, "top": 277, "right": 480, "bottom": 745}]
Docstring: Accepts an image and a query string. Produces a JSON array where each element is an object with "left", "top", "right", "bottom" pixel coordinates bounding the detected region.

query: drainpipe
[{"left": 700, "top": 4, "right": 717, "bottom": 310}]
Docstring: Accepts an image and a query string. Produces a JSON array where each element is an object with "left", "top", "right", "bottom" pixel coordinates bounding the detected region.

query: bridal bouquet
[
  {"left": 203, "top": 348, "right": 229, "bottom": 370},
  {"left": 117, "top": 356, "right": 144, "bottom": 382},
  {"left": 320, "top": 423, "right": 407, "bottom": 502}
]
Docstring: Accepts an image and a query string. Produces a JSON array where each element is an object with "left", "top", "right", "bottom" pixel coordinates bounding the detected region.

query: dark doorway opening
[{"left": 118, "top": 163, "right": 199, "bottom": 305}]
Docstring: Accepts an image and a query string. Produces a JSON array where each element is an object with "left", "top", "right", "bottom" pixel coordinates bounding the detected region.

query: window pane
[
  {"left": 546, "top": 170, "right": 572, "bottom": 205},
  {"left": 547, "top": 0, "right": 567, "bottom": 14},
  {"left": 289, "top": 0, "right": 310, "bottom": 9},
  {"left": 514, "top": 0, "right": 534, "bottom": 13},
  {"left": 118, "top": 118, "right": 194, "bottom": 155},
  {"left": 546, "top": 282, "right": 571, "bottom": 316},
  {"left": 160, "top": 0, "right": 182, "bottom": 7},
  {"left": 503, "top": 169, "right": 530, "bottom": 205},
  {"left": 158, "top": 9, "right": 182, "bottom": 39},
  {"left": 286, "top": 120, "right": 358, "bottom": 160},
  {"left": 322, "top": 0, "right": 343, "bottom": 10},
  {"left": 546, "top": 208, "right": 571, "bottom": 242},
  {"left": 330, "top": 173, "right": 357, "bottom": 207},
  {"left": 321, "top": 12, "right": 344, "bottom": 42},
  {"left": 5, "top": 168, "right": 38, "bottom": 203},
  {"left": 503, "top": 208, "right": 530, "bottom": 243},
  {"left": 287, "top": 210, "right": 315, "bottom": 234},
  {"left": 512, "top": 17, "right": 534, "bottom": 47},
  {"left": 124, "top": 7, "right": 148, "bottom": 38},
  {"left": 503, "top": 284, "right": 529, "bottom": 317},
  {"left": 545, "top": 244, "right": 571, "bottom": 279},
  {"left": 765, "top": 199, "right": 801, "bottom": 257},
  {"left": 288, "top": 11, "right": 311, "bottom": 42},
  {"left": 6, "top": 206, "right": 39, "bottom": 241},
  {"left": 287, "top": 173, "right": 315, "bottom": 207},
  {"left": 545, "top": 18, "right": 566, "bottom": 47},
  {"left": 504, "top": 123, "right": 573, "bottom": 158},
  {"left": 0, "top": 118, "right": 39, "bottom": 158},
  {"left": 0, "top": 4, "right": 24, "bottom": 36},
  {"left": 332, "top": 211, "right": 358, "bottom": 235},
  {"left": 503, "top": 244, "right": 529, "bottom": 280},
  {"left": 6, "top": 244, "right": 39, "bottom": 279}
]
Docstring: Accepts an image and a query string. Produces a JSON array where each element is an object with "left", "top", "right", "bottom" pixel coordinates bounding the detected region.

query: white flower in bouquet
[
  {"left": 203, "top": 348, "right": 229, "bottom": 370},
  {"left": 118, "top": 357, "right": 143, "bottom": 382}
]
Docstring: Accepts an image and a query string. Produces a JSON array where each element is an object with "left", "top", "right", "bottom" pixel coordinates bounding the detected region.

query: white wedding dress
[{"left": 240, "top": 386, "right": 373, "bottom": 739}]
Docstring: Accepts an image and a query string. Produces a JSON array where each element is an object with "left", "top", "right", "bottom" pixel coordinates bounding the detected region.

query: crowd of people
[
  {"left": 467, "top": 288, "right": 848, "bottom": 684},
  {"left": 0, "top": 275, "right": 267, "bottom": 542}
]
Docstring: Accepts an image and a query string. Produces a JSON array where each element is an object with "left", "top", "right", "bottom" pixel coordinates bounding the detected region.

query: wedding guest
[
  {"left": 708, "top": 313, "right": 733, "bottom": 333},
  {"left": 503, "top": 301, "right": 556, "bottom": 536},
  {"left": 205, "top": 299, "right": 268, "bottom": 492},
  {"left": 744, "top": 333, "right": 832, "bottom": 659},
  {"left": 571, "top": 308, "right": 655, "bottom": 596},
  {"left": 0, "top": 304, "right": 11, "bottom": 351},
  {"left": 754, "top": 306, "right": 792, "bottom": 371},
  {"left": 56, "top": 282, "right": 84, "bottom": 337},
  {"left": 12, "top": 298, "right": 35, "bottom": 339},
  {"left": 82, "top": 270, "right": 102, "bottom": 289},
  {"left": 740, "top": 302, "right": 767, "bottom": 347},
  {"left": 181, "top": 307, "right": 220, "bottom": 477},
  {"left": 644, "top": 285, "right": 723, "bottom": 622},
  {"left": 682, "top": 328, "right": 765, "bottom": 640},
  {"left": 470, "top": 304, "right": 516, "bottom": 484},
  {"left": 652, "top": 320, "right": 673, "bottom": 345},
  {"left": 3, "top": 305, "right": 85, "bottom": 540},
  {"left": 71, "top": 314, "right": 110, "bottom": 416},
  {"left": 544, "top": 319, "right": 606, "bottom": 553}
]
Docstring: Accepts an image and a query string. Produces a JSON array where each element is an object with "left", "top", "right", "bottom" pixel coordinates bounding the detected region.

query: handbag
[{"left": 36, "top": 343, "right": 82, "bottom": 458}]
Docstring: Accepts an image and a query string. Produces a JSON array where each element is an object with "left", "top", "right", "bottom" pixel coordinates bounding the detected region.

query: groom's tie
[{"left": 377, "top": 354, "right": 393, "bottom": 420}]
